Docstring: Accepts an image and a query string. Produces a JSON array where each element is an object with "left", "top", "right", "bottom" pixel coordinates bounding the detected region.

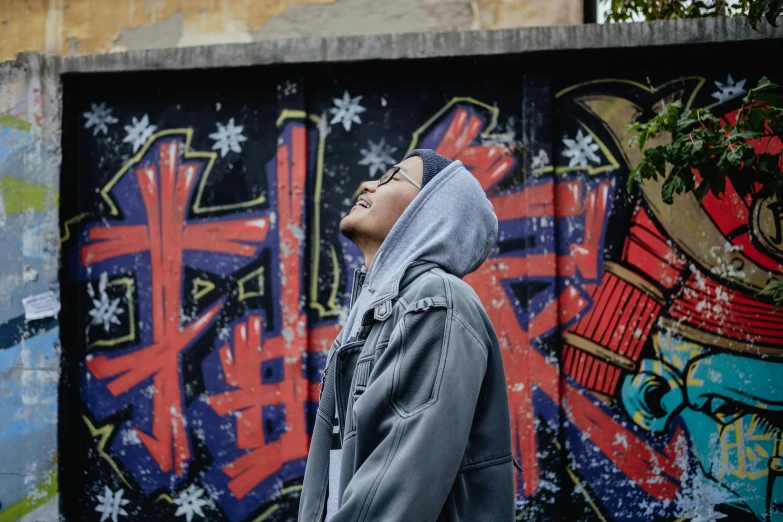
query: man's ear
[{"left": 621, "top": 359, "right": 685, "bottom": 433}]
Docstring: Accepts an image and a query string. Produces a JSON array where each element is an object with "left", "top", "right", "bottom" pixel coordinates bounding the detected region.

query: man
[{"left": 299, "top": 149, "right": 515, "bottom": 522}]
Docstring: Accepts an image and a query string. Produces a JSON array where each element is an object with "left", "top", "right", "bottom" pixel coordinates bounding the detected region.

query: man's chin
[{"left": 339, "top": 215, "right": 360, "bottom": 243}]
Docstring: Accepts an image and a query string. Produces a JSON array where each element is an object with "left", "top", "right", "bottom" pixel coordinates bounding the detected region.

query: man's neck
[{"left": 362, "top": 246, "right": 379, "bottom": 270}]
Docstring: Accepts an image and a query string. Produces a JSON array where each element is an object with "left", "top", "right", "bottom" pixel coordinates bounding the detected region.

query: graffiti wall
[
  {"left": 0, "top": 56, "right": 61, "bottom": 521},
  {"left": 58, "top": 47, "right": 782, "bottom": 521}
]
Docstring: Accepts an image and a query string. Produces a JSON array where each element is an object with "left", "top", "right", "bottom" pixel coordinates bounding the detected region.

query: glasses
[{"left": 378, "top": 166, "right": 421, "bottom": 190}]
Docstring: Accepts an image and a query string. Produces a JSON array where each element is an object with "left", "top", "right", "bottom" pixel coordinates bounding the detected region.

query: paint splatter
[
  {"left": 173, "top": 484, "right": 210, "bottom": 522},
  {"left": 358, "top": 138, "right": 397, "bottom": 177},
  {"left": 329, "top": 90, "right": 366, "bottom": 132},
  {"left": 123, "top": 114, "right": 157, "bottom": 152},
  {"left": 562, "top": 129, "right": 601, "bottom": 168},
  {"left": 87, "top": 272, "right": 124, "bottom": 333},
  {"left": 83, "top": 102, "right": 119, "bottom": 136},
  {"left": 711, "top": 74, "right": 747, "bottom": 104},
  {"left": 94, "top": 486, "right": 130, "bottom": 522},
  {"left": 209, "top": 118, "right": 247, "bottom": 158}
]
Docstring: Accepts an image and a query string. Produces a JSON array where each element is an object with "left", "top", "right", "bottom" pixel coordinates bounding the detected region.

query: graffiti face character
[{"left": 623, "top": 332, "right": 783, "bottom": 521}]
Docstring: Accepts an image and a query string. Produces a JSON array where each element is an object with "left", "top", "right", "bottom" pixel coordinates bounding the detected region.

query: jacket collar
[
  {"left": 349, "top": 266, "right": 367, "bottom": 309},
  {"left": 359, "top": 260, "right": 441, "bottom": 311}
]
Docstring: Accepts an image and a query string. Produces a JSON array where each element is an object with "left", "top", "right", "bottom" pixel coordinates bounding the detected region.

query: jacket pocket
[
  {"left": 392, "top": 298, "right": 450, "bottom": 416},
  {"left": 343, "top": 356, "right": 373, "bottom": 436},
  {"left": 352, "top": 357, "right": 374, "bottom": 400}
]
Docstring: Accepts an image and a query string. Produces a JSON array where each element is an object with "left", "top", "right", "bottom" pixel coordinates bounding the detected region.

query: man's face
[{"left": 339, "top": 156, "right": 423, "bottom": 253}]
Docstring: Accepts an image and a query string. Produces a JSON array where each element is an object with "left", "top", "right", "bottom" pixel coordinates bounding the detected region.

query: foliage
[
  {"left": 758, "top": 279, "right": 783, "bottom": 310},
  {"left": 626, "top": 77, "right": 783, "bottom": 202},
  {"left": 626, "top": 76, "right": 783, "bottom": 307},
  {"left": 602, "top": 0, "right": 782, "bottom": 29}
]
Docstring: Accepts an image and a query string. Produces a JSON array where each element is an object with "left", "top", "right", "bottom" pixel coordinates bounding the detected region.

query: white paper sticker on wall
[{"left": 22, "top": 291, "right": 61, "bottom": 321}]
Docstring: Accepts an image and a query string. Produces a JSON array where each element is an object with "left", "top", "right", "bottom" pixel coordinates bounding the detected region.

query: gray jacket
[{"left": 299, "top": 160, "right": 514, "bottom": 521}]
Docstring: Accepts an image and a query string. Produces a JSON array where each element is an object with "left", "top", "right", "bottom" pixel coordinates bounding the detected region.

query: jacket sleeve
[{"left": 332, "top": 304, "right": 489, "bottom": 522}]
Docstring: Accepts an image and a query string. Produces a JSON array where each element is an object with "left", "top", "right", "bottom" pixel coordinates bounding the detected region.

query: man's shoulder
[
  {"left": 402, "top": 267, "right": 486, "bottom": 312},
  {"left": 395, "top": 267, "right": 495, "bottom": 347}
]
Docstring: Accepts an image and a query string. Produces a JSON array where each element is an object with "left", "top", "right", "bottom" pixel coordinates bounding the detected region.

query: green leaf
[
  {"left": 757, "top": 153, "right": 783, "bottom": 176},
  {"left": 754, "top": 92, "right": 783, "bottom": 109},
  {"left": 661, "top": 170, "right": 687, "bottom": 204},
  {"left": 766, "top": 0, "right": 782, "bottom": 26},
  {"left": 758, "top": 279, "right": 783, "bottom": 311},
  {"left": 745, "top": 106, "right": 768, "bottom": 133},
  {"left": 627, "top": 167, "right": 642, "bottom": 193},
  {"left": 752, "top": 76, "right": 777, "bottom": 93},
  {"left": 694, "top": 181, "right": 711, "bottom": 201},
  {"left": 731, "top": 129, "right": 763, "bottom": 141}
]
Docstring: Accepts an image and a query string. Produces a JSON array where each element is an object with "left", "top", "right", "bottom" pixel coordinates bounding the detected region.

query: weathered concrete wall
[
  {"left": 53, "top": 25, "right": 783, "bottom": 522},
  {"left": 0, "top": 16, "right": 781, "bottom": 522},
  {"left": 0, "top": 54, "right": 61, "bottom": 521},
  {"left": 0, "top": 0, "right": 583, "bottom": 63}
]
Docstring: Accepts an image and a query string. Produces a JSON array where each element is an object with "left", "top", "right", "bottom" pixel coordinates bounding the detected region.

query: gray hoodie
[
  {"left": 300, "top": 159, "right": 514, "bottom": 522},
  {"left": 340, "top": 159, "right": 498, "bottom": 344}
]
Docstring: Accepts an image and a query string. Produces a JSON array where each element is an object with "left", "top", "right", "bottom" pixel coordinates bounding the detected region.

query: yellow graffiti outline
[
  {"left": 405, "top": 97, "right": 501, "bottom": 155},
  {"left": 555, "top": 78, "right": 707, "bottom": 176},
  {"left": 192, "top": 277, "right": 216, "bottom": 300},
  {"left": 238, "top": 265, "right": 265, "bottom": 301},
  {"left": 304, "top": 97, "right": 508, "bottom": 319},
  {"left": 531, "top": 165, "right": 555, "bottom": 175},
  {"left": 156, "top": 486, "right": 302, "bottom": 515},
  {"left": 99, "top": 128, "right": 266, "bottom": 217},
  {"left": 274, "top": 110, "right": 341, "bottom": 318},
  {"left": 548, "top": 77, "right": 708, "bottom": 184},
  {"left": 82, "top": 415, "right": 131, "bottom": 488},
  {"left": 87, "top": 277, "right": 136, "bottom": 350},
  {"left": 555, "top": 77, "right": 708, "bottom": 111},
  {"left": 60, "top": 212, "right": 92, "bottom": 246},
  {"left": 276, "top": 109, "right": 312, "bottom": 127},
  {"left": 565, "top": 466, "right": 608, "bottom": 522},
  {"left": 551, "top": 438, "right": 607, "bottom": 521},
  {"left": 252, "top": 485, "right": 303, "bottom": 522}
]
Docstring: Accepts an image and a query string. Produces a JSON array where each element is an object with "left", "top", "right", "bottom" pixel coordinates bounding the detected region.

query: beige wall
[{"left": 0, "top": 0, "right": 583, "bottom": 63}]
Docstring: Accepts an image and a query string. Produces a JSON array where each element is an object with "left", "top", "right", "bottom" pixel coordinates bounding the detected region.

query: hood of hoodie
[{"left": 340, "top": 159, "right": 498, "bottom": 343}]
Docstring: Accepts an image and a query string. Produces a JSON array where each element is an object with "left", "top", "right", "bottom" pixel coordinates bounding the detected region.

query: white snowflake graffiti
[
  {"left": 173, "top": 484, "right": 210, "bottom": 522},
  {"left": 562, "top": 129, "right": 601, "bottom": 168},
  {"left": 329, "top": 90, "right": 366, "bottom": 132},
  {"left": 209, "top": 118, "right": 247, "bottom": 158},
  {"left": 358, "top": 138, "right": 397, "bottom": 177},
  {"left": 531, "top": 149, "right": 550, "bottom": 170},
  {"left": 94, "top": 486, "right": 130, "bottom": 522},
  {"left": 278, "top": 79, "right": 298, "bottom": 96},
  {"left": 83, "top": 102, "right": 119, "bottom": 136},
  {"left": 481, "top": 117, "right": 518, "bottom": 148},
  {"left": 711, "top": 74, "right": 747, "bottom": 104},
  {"left": 122, "top": 114, "right": 157, "bottom": 153},
  {"left": 87, "top": 272, "right": 124, "bottom": 333}
]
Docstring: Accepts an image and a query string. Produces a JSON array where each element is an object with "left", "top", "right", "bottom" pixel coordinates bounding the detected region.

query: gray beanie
[{"left": 402, "top": 149, "right": 453, "bottom": 188}]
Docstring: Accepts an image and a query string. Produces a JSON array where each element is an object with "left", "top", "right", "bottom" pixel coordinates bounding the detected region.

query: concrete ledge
[{"left": 10, "top": 16, "right": 783, "bottom": 74}]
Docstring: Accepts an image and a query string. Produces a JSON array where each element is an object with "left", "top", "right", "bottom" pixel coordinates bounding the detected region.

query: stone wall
[
  {"left": 0, "top": 0, "right": 583, "bottom": 63},
  {"left": 1, "top": 16, "right": 781, "bottom": 522},
  {"left": 0, "top": 54, "right": 61, "bottom": 522}
]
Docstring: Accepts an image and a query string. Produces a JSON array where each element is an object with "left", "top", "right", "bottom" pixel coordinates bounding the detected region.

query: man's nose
[{"left": 361, "top": 180, "right": 378, "bottom": 193}]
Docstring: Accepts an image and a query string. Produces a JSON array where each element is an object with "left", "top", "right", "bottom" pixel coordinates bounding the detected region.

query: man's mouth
[{"left": 356, "top": 197, "right": 371, "bottom": 209}]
